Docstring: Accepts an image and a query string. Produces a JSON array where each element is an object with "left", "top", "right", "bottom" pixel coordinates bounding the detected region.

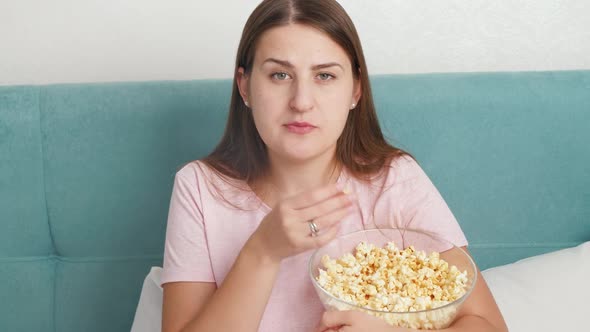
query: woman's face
[{"left": 238, "top": 23, "right": 361, "bottom": 165}]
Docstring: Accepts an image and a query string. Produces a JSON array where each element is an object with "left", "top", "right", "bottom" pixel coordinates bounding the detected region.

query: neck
[{"left": 256, "top": 151, "right": 341, "bottom": 203}]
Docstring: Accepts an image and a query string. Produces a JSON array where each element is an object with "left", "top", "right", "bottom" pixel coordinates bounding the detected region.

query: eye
[
  {"left": 317, "top": 73, "right": 335, "bottom": 81},
  {"left": 271, "top": 72, "right": 291, "bottom": 80}
]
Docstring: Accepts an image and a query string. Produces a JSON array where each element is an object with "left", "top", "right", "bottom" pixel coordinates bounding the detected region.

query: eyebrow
[{"left": 262, "top": 58, "right": 344, "bottom": 71}]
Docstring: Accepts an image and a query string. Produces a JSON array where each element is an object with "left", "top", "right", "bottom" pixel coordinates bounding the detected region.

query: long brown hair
[{"left": 203, "top": 0, "right": 407, "bottom": 188}]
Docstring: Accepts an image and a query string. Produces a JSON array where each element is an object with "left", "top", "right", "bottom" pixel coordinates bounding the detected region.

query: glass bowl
[{"left": 309, "top": 228, "right": 477, "bottom": 330}]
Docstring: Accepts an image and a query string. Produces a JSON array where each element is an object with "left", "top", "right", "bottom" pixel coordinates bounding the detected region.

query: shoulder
[
  {"left": 170, "top": 161, "right": 212, "bottom": 198},
  {"left": 175, "top": 160, "right": 258, "bottom": 210},
  {"left": 342, "top": 155, "right": 427, "bottom": 198},
  {"left": 364, "top": 155, "right": 436, "bottom": 201},
  {"left": 175, "top": 160, "right": 239, "bottom": 186},
  {"left": 377, "top": 154, "right": 427, "bottom": 188},
  {"left": 396, "top": 155, "right": 434, "bottom": 184},
  {"left": 389, "top": 155, "right": 423, "bottom": 176},
  {"left": 175, "top": 160, "right": 213, "bottom": 183}
]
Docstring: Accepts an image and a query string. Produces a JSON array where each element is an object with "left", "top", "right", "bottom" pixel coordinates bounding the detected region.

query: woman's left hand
[{"left": 315, "top": 310, "right": 412, "bottom": 332}]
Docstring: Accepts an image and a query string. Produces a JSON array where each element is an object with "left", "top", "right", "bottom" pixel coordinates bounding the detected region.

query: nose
[{"left": 288, "top": 78, "right": 314, "bottom": 112}]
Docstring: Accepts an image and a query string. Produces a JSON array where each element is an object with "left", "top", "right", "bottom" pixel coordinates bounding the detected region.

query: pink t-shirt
[{"left": 161, "top": 156, "right": 468, "bottom": 332}]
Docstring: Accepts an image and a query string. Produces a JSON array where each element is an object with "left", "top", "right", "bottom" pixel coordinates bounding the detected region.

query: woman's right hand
[{"left": 245, "top": 184, "right": 357, "bottom": 264}]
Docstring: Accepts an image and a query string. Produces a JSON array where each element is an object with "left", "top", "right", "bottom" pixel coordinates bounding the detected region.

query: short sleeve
[
  {"left": 397, "top": 157, "right": 468, "bottom": 248},
  {"left": 160, "top": 171, "right": 215, "bottom": 286}
]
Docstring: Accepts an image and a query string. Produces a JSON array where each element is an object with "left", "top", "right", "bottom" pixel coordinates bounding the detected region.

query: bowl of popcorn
[{"left": 309, "top": 228, "right": 477, "bottom": 330}]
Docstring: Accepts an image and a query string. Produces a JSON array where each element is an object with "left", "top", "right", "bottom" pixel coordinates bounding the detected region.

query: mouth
[{"left": 284, "top": 121, "right": 317, "bottom": 135}]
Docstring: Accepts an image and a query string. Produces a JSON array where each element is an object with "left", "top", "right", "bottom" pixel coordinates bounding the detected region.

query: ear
[
  {"left": 352, "top": 69, "right": 362, "bottom": 106},
  {"left": 236, "top": 67, "right": 250, "bottom": 105}
]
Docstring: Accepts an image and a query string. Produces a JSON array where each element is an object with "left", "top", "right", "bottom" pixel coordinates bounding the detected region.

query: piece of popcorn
[{"left": 341, "top": 183, "right": 357, "bottom": 196}]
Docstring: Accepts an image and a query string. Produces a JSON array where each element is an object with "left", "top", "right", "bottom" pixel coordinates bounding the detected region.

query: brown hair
[{"left": 203, "top": 0, "right": 407, "bottom": 188}]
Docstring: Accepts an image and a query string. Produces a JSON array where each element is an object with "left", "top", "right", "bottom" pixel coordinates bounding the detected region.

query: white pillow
[
  {"left": 482, "top": 241, "right": 590, "bottom": 332},
  {"left": 131, "top": 267, "right": 163, "bottom": 332},
  {"left": 132, "top": 244, "right": 590, "bottom": 332}
]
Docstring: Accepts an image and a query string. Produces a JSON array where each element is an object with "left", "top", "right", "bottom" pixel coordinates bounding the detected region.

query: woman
[{"left": 161, "top": 1, "right": 508, "bottom": 331}]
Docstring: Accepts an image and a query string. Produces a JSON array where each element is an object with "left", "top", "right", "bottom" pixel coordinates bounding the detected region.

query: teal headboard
[{"left": 1, "top": 70, "right": 589, "bottom": 332}]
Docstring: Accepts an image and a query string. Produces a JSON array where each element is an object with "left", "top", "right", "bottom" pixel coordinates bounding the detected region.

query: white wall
[{"left": 1, "top": 0, "right": 589, "bottom": 86}]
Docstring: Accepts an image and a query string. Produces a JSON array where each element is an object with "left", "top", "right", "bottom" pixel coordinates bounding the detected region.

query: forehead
[{"left": 254, "top": 23, "right": 351, "bottom": 68}]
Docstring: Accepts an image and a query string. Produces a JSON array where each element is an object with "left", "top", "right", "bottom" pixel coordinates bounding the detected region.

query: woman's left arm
[{"left": 442, "top": 246, "right": 507, "bottom": 332}]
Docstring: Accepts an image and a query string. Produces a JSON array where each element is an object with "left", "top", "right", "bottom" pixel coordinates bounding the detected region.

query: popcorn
[
  {"left": 316, "top": 241, "right": 469, "bottom": 329},
  {"left": 342, "top": 184, "right": 353, "bottom": 195}
]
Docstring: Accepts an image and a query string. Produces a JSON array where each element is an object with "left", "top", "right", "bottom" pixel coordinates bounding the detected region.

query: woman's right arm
[
  {"left": 162, "top": 242, "right": 280, "bottom": 332},
  {"left": 162, "top": 282, "right": 216, "bottom": 332},
  {"left": 162, "top": 184, "right": 356, "bottom": 332}
]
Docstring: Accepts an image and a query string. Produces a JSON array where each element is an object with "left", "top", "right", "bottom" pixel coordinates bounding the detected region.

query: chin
[
  {"left": 282, "top": 152, "right": 319, "bottom": 163},
  {"left": 280, "top": 146, "right": 334, "bottom": 163}
]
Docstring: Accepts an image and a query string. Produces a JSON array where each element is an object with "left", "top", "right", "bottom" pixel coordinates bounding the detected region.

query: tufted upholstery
[{"left": 1, "top": 71, "right": 589, "bottom": 331}]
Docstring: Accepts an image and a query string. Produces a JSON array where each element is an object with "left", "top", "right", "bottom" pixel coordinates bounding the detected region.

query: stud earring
[
  {"left": 244, "top": 101, "right": 250, "bottom": 107},
  {"left": 350, "top": 103, "right": 356, "bottom": 110}
]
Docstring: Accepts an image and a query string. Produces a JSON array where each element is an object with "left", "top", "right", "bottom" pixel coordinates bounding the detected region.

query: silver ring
[{"left": 308, "top": 220, "right": 319, "bottom": 237}]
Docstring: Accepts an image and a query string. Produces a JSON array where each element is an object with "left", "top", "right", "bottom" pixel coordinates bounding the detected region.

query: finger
[
  {"left": 323, "top": 310, "right": 367, "bottom": 328},
  {"left": 316, "top": 314, "right": 342, "bottom": 331},
  {"left": 308, "top": 223, "right": 341, "bottom": 248},
  {"left": 287, "top": 184, "right": 344, "bottom": 209},
  {"left": 297, "top": 192, "right": 356, "bottom": 223},
  {"left": 315, "top": 324, "right": 342, "bottom": 332},
  {"left": 308, "top": 202, "right": 355, "bottom": 233},
  {"left": 319, "top": 310, "right": 354, "bottom": 329},
  {"left": 314, "top": 322, "right": 337, "bottom": 332}
]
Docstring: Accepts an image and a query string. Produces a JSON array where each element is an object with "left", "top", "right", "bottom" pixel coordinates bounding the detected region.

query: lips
[{"left": 284, "top": 121, "right": 316, "bottom": 134}]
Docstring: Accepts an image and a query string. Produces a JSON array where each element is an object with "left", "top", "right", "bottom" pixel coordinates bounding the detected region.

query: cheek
[
  {"left": 333, "top": 110, "right": 351, "bottom": 135},
  {"left": 250, "top": 90, "right": 288, "bottom": 119},
  {"left": 317, "top": 109, "right": 350, "bottom": 142},
  {"left": 321, "top": 82, "right": 354, "bottom": 110},
  {"left": 329, "top": 88, "right": 354, "bottom": 130},
  {"left": 250, "top": 110, "right": 269, "bottom": 133},
  {"left": 250, "top": 109, "right": 279, "bottom": 147},
  {"left": 249, "top": 74, "right": 286, "bottom": 105},
  {"left": 249, "top": 95, "right": 288, "bottom": 139},
  {"left": 322, "top": 93, "right": 352, "bottom": 122}
]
